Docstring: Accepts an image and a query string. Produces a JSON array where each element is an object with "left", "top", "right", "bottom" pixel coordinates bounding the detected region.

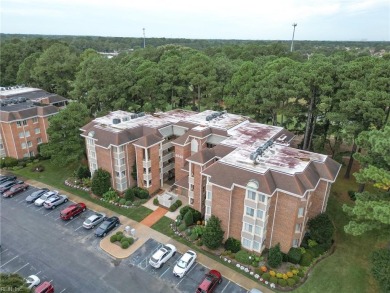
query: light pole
[
  {"left": 143, "top": 28, "right": 146, "bottom": 48},
  {"left": 290, "top": 23, "right": 297, "bottom": 52}
]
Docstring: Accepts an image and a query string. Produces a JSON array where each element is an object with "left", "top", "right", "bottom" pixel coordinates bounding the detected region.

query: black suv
[
  {"left": 0, "top": 175, "right": 16, "bottom": 185},
  {"left": 95, "top": 216, "right": 120, "bottom": 237}
]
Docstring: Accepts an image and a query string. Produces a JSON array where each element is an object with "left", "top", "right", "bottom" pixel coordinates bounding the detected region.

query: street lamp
[{"left": 290, "top": 23, "right": 297, "bottom": 52}]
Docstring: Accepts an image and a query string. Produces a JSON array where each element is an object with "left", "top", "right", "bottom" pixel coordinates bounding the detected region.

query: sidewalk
[{"left": 24, "top": 179, "right": 271, "bottom": 292}]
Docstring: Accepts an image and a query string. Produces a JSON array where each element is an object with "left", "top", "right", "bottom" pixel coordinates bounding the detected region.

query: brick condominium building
[
  {"left": 81, "top": 109, "right": 340, "bottom": 253},
  {"left": 0, "top": 86, "right": 67, "bottom": 159}
]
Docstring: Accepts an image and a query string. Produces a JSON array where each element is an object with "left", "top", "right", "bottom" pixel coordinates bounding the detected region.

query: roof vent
[
  {"left": 112, "top": 118, "right": 121, "bottom": 124},
  {"left": 130, "top": 114, "right": 138, "bottom": 119},
  {"left": 137, "top": 112, "right": 145, "bottom": 117}
]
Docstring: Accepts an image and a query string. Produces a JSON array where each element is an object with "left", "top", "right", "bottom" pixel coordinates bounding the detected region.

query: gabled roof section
[
  {"left": 133, "top": 133, "right": 164, "bottom": 148},
  {"left": 0, "top": 105, "right": 58, "bottom": 122}
]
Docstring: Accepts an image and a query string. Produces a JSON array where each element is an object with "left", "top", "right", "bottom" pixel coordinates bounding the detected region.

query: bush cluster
[
  {"left": 234, "top": 250, "right": 252, "bottom": 265},
  {"left": 224, "top": 237, "right": 241, "bottom": 253},
  {"left": 0, "top": 157, "right": 18, "bottom": 168},
  {"left": 91, "top": 168, "right": 112, "bottom": 196},
  {"left": 76, "top": 165, "right": 91, "bottom": 179},
  {"left": 300, "top": 250, "right": 314, "bottom": 266},
  {"left": 307, "top": 213, "right": 334, "bottom": 244},
  {"left": 268, "top": 243, "right": 283, "bottom": 268},
  {"left": 119, "top": 198, "right": 126, "bottom": 205},
  {"left": 179, "top": 206, "right": 202, "bottom": 223},
  {"left": 153, "top": 198, "right": 159, "bottom": 206},
  {"left": 288, "top": 247, "right": 302, "bottom": 264}
]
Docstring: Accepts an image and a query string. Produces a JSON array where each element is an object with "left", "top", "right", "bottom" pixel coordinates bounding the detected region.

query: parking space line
[
  {"left": 175, "top": 275, "right": 186, "bottom": 287},
  {"left": 18, "top": 199, "right": 25, "bottom": 203},
  {"left": 187, "top": 263, "right": 197, "bottom": 275},
  {"left": 159, "top": 267, "right": 170, "bottom": 279},
  {"left": 64, "top": 217, "right": 78, "bottom": 226},
  {"left": 37, "top": 206, "right": 45, "bottom": 211},
  {"left": 74, "top": 226, "right": 83, "bottom": 231},
  {"left": 0, "top": 248, "right": 9, "bottom": 255},
  {"left": 35, "top": 271, "right": 42, "bottom": 275},
  {"left": 59, "top": 289, "right": 67, "bottom": 293},
  {"left": 44, "top": 209, "right": 56, "bottom": 216},
  {"left": 55, "top": 217, "right": 61, "bottom": 221},
  {"left": 221, "top": 280, "right": 230, "bottom": 293},
  {"left": 0, "top": 255, "right": 19, "bottom": 268},
  {"left": 49, "top": 280, "right": 53, "bottom": 283},
  {"left": 13, "top": 263, "right": 29, "bottom": 273}
]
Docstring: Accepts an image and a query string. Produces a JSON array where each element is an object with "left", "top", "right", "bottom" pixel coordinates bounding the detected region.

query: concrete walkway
[{"left": 23, "top": 179, "right": 271, "bottom": 293}]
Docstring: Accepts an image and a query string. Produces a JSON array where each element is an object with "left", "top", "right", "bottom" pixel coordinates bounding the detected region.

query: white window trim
[{"left": 245, "top": 206, "right": 255, "bottom": 217}]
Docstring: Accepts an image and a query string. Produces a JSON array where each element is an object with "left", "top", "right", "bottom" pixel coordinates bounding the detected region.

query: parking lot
[
  {"left": 0, "top": 184, "right": 177, "bottom": 293},
  {"left": 127, "top": 238, "right": 247, "bottom": 293}
]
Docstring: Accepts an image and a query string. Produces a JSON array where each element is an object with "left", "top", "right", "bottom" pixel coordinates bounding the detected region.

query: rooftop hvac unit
[
  {"left": 138, "top": 112, "right": 145, "bottom": 117},
  {"left": 112, "top": 118, "right": 121, "bottom": 124},
  {"left": 130, "top": 114, "right": 138, "bottom": 119}
]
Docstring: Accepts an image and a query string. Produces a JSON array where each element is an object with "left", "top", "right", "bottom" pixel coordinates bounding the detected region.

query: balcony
[
  {"left": 162, "top": 141, "right": 173, "bottom": 151},
  {"left": 163, "top": 163, "right": 174, "bottom": 173},
  {"left": 162, "top": 152, "right": 174, "bottom": 162},
  {"left": 143, "top": 160, "right": 151, "bottom": 168},
  {"left": 188, "top": 176, "right": 194, "bottom": 185},
  {"left": 143, "top": 173, "right": 152, "bottom": 181}
]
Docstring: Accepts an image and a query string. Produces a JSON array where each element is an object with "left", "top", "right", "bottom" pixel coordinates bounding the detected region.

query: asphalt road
[{"left": 0, "top": 186, "right": 179, "bottom": 293}]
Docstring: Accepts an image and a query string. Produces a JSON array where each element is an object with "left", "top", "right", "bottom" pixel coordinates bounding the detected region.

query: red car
[
  {"left": 34, "top": 281, "right": 54, "bottom": 293},
  {"left": 60, "top": 203, "right": 86, "bottom": 220},
  {"left": 2, "top": 181, "right": 29, "bottom": 198},
  {"left": 196, "top": 269, "right": 222, "bottom": 293}
]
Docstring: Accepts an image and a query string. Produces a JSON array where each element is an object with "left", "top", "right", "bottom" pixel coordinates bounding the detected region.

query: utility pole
[
  {"left": 290, "top": 23, "right": 297, "bottom": 52},
  {"left": 143, "top": 28, "right": 146, "bottom": 48}
]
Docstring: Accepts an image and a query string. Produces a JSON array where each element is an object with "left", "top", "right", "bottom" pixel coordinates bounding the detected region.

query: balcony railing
[
  {"left": 143, "top": 160, "right": 151, "bottom": 168},
  {"left": 143, "top": 173, "right": 152, "bottom": 181}
]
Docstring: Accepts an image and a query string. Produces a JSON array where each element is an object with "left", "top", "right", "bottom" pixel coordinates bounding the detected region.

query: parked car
[
  {"left": 173, "top": 250, "right": 197, "bottom": 278},
  {"left": 34, "top": 281, "right": 54, "bottom": 293},
  {"left": 83, "top": 212, "right": 106, "bottom": 229},
  {"left": 0, "top": 175, "right": 16, "bottom": 184},
  {"left": 60, "top": 203, "right": 86, "bottom": 220},
  {"left": 0, "top": 179, "right": 19, "bottom": 194},
  {"left": 34, "top": 191, "right": 59, "bottom": 206},
  {"left": 25, "top": 275, "right": 40, "bottom": 289},
  {"left": 95, "top": 216, "right": 120, "bottom": 237},
  {"left": 43, "top": 194, "right": 68, "bottom": 209},
  {"left": 196, "top": 269, "right": 222, "bottom": 293},
  {"left": 26, "top": 188, "right": 49, "bottom": 203},
  {"left": 2, "top": 182, "right": 29, "bottom": 198},
  {"left": 149, "top": 244, "right": 177, "bottom": 268}
]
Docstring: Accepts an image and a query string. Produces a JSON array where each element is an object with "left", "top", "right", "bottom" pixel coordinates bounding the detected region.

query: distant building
[
  {"left": 81, "top": 109, "right": 341, "bottom": 253},
  {"left": 0, "top": 86, "right": 67, "bottom": 159}
]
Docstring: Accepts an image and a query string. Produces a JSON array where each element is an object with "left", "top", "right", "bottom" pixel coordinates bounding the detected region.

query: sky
[{"left": 1, "top": 0, "right": 389, "bottom": 41}]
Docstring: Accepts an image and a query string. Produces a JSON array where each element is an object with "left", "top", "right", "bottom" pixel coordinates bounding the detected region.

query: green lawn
[{"left": 9, "top": 160, "right": 153, "bottom": 222}]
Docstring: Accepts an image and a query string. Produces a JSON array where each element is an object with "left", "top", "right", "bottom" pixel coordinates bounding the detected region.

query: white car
[
  {"left": 25, "top": 275, "right": 40, "bottom": 289},
  {"left": 43, "top": 194, "right": 68, "bottom": 209},
  {"left": 34, "top": 190, "right": 58, "bottom": 206},
  {"left": 83, "top": 213, "right": 107, "bottom": 229},
  {"left": 149, "top": 244, "right": 176, "bottom": 268},
  {"left": 173, "top": 250, "right": 197, "bottom": 278}
]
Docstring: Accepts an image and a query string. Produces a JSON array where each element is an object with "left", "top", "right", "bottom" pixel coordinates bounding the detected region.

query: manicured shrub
[
  {"left": 178, "top": 223, "right": 187, "bottom": 231},
  {"left": 287, "top": 278, "right": 296, "bottom": 287},
  {"left": 179, "top": 206, "right": 202, "bottom": 223},
  {"left": 224, "top": 237, "right": 241, "bottom": 253},
  {"left": 297, "top": 270, "right": 305, "bottom": 277},
  {"left": 176, "top": 200, "right": 182, "bottom": 207},
  {"left": 283, "top": 274, "right": 288, "bottom": 280},
  {"left": 0, "top": 156, "right": 18, "bottom": 168},
  {"left": 308, "top": 239, "right": 318, "bottom": 248},
  {"left": 371, "top": 248, "right": 390, "bottom": 293},
  {"left": 110, "top": 235, "right": 117, "bottom": 243},
  {"left": 116, "top": 231, "right": 123, "bottom": 235},
  {"left": 276, "top": 272, "right": 282, "bottom": 278},
  {"left": 307, "top": 213, "right": 334, "bottom": 244},
  {"left": 125, "top": 200, "right": 132, "bottom": 206},
  {"left": 202, "top": 215, "right": 224, "bottom": 250},
  {"left": 189, "top": 232, "right": 198, "bottom": 241},
  {"left": 268, "top": 243, "right": 283, "bottom": 268},
  {"left": 234, "top": 250, "right": 252, "bottom": 265},
  {"left": 134, "top": 187, "right": 149, "bottom": 199},
  {"left": 269, "top": 270, "right": 276, "bottom": 277},
  {"left": 278, "top": 279, "right": 287, "bottom": 287},
  {"left": 116, "top": 234, "right": 124, "bottom": 241},
  {"left": 300, "top": 252, "right": 314, "bottom": 266},
  {"left": 287, "top": 271, "right": 294, "bottom": 278},
  {"left": 91, "top": 168, "right": 112, "bottom": 196},
  {"left": 288, "top": 247, "right": 302, "bottom": 264},
  {"left": 292, "top": 275, "right": 300, "bottom": 282},
  {"left": 169, "top": 203, "right": 178, "bottom": 212},
  {"left": 103, "top": 188, "right": 118, "bottom": 201},
  {"left": 76, "top": 165, "right": 90, "bottom": 179},
  {"left": 270, "top": 276, "right": 278, "bottom": 284},
  {"left": 119, "top": 198, "right": 126, "bottom": 205},
  {"left": 127, "top": 237, "right": 134, "bottom": 245},
  {"left": 185, "top": 228, "right": 192, "bottom": 236},
  {"left": 310, "top": 244, "right": 327, "bottom": 257},
  {"left": 191, "top": 225, "right": 205, "bottom": 238},
  {"left": 262, "top": 272, "right": 270, "bottom": 281},
  {"left": 125, "top": 188, "right": 136, "bottom": 201},
  {"left": 121, "top": 241, "right": 130, "bottom": 249},
  {"left": 183, "top": 210, "right": 194, "bottom": 226},
  {"left": 153, "top": 198, "right": 159, "bottom": 206},
  {"left": 281, "top": 252, "right": 289, "bottom": 262}
]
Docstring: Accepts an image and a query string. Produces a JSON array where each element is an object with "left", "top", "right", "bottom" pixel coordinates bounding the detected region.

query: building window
[
  {"left": 34, "top": 128, "right": 41, "bottom": 134},
  {"left": 255, "top": 225, "right": 262, "bottom": 235},
  {"left": 190, "top": 184, "right": 194, "bottom": 191},
  {"left": 298, "top": 207, "right": 304, "bottom": 218},
  {"left": 87, "top": 138, "right": 94, "bottom": 145},
  {"left": 292, "top": 239, "right": 299, "bottom": 248},
  {"left": 295, "top": 223, "right": 302, "bottom": 232},
  {"left": 259, "top": 194, "right": 267, "bottom": 203},
  {"left": 19, "top": 132, "right": 24, "bottom": 138},
  {"left": 91, "top": 163, "right": 97, "bottom": 170},
  {"left": 256, "top": 209, "right": 264, "bottom": 220},
  {"left": 247, "top": 190, "right": 256, "bottom": 201},
  {"left": 245, "top": 206, "right": 255, "bottom": 217},
  {"left": 115, "top": 171, "right": 120, "bottom": 178},
  {"left": 121, "top": 170, "right": 126, "bottom": 177},
  {"left": 32, "top": 117, "right": 38, "bottom": 123},
  {"left": 242, "top": 238, "right": 251, "bottom": 249},
  {"left": 21, "top": 142, "right": 26, "bottom": 149},
  {"left": 16, "top": 121, "right": 22, "bottom": 127},
  {"left": 37, "top": 138, "right": 42, "bottom": 144},
  {"left": 25, "top": 130, "right": 30, "bottom": 137},
  {"left": 206, "top": 191, "right": 212, "bottom": 200},
  {"left": 243, "top": 222, "right": 253, "bottom": 233},
  {"left": 253, "top": 241, "right": 260, "bottom": 251},
  {"left": 27, "top": 141, "right": 32, "bottom": 147},
  {"left": 29, "top": 151, "right": 34, "bottom": 157},
  {"left": 206, "top": 206, "right": 211, "bottom": 215},
  {"left": 120, "top": 158, "right": 125, "bottom": 165},
  {"left": 89, "top": 151, "right": 96, "bottom": 159},
  {"left": 22, "top": 120, "right": 27, "bottom": 126},
  {"left": 0, "top": 143, "right": 3, "bottom": 149}
]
